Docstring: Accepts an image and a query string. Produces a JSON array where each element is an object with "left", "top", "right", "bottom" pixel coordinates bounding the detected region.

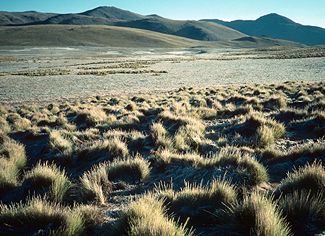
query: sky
[{"left": 1, "top": 0, "right": 324, "bottom": 28}]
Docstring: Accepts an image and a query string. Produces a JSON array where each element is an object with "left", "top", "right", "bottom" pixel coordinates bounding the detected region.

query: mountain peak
[
  {"left": 256, "top": 13, "right": 295, "bottom": 24},
  {"left": 81, "top": 6, "right": 144, "bottom": 21}
]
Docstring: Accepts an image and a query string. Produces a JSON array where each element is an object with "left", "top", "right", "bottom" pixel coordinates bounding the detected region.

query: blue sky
[{"left": 1, "top": 0, "right": 324, "bottom": 28}]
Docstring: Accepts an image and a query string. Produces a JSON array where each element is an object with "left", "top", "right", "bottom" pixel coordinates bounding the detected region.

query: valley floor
[{"left": 0, "top": 46, "right": 324, "bottom": 103}]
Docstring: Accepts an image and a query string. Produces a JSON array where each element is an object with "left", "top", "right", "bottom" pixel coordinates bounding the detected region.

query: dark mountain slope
[
  {"left": 0, "top": 11, "right": 56, "bottom": 26},
  {"left": 81, "top": 6, "right": 144, "bottom": 21},
  {"left": 114, "top": 17, "right": 246, "bottom": 41},
  {"left": 202, "top": 13, "right": 325, "bottom": 45}
]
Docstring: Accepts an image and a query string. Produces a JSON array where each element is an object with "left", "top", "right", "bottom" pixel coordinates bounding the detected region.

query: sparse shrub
[
  {"left": 218, "top": 192, "right": 291, "bottom": 236},
  {"left": 116, "top": 194, "right": 193, "bottom": 236},
  {"left": 275, "top": 162, "right": 325, "bottom": 195},
  {"left": 108, "top": 155, "right": 151, "bottom": 182},
  {"left": 24, "top": 162, "right": 73, "bottom": 202},
  {"left": 80, "top": 163, "right": 112, "bottom": 204},
  {"left": 157, "top": 180, "right": 237, "bottom": 225}
]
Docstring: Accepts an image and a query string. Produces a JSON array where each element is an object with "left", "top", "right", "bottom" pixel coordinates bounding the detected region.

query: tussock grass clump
[
  {"left": 0, "top": 117, "right": 10, "bottom": 133},
  {"left": 154, "top": 149, "right": 203, "bottom": 167},
  {"left": 106, "top": 137, "right": 129, "bottom": 158},
  {"left": 201, "top": 147, "right": 269, "bottom": 186},
  {"left": 262, "top": 142, "right": 325, "bottom": 164},
  {"left": 108, "top": 155, "right": 151, "bottom": 182},
  {"left": 80, "top": 163, "right": 112, "bottom": 205},
  {"left": 274, "top": 108, "right": 308, "bottom": 123},
  {"left": 0, "top": 197, "right": 88, "bottom": 236},
  {"left": 151, "top": 122, "right": 173, "bottom": 149},
  {"left": 0, "top": 139, "right": 26, "bottom": 194},
  {"left": 289, "top": 112, "right": 325, "bottom": 138},
  {"left": 49, "top": 129, "right": 73, "bottom": 154},
  {"left": 233, "top": 112, "right": 285, "bottom": 147},
  {"left": 275, "top": 163, "right": 325, "bottom": 195},
  {"left": 75, "top": 107, "right": 107, "bottom": 126},
  {"left": 0, "top": 139, "right": 26, "bottom": 170},
  {"left": 157, "top": 180, "right": 237, "bottom": 225},
  {"left": 279, "top": 191, "right": 325, "bottom": 236},
  {"left": 116, "top": 194, "right": 193, "bottom": 236},
  {"left": 79, "top": 137, "right": 129, "bottom": 161},
  {"left": 263, "top": 95, "right": 287, "bottom": 110},
  {"left": 219, "top": 192, "right": 291, "bottom": 236},
  {"left": 24, "top": 162, "right": 73, "bottom": 202}
]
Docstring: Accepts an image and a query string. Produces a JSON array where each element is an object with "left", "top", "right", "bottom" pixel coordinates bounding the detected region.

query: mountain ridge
[
  {"left": 0, "top": 7, "right": 323, "bottom": 45},
  {"left": 201, "top": 13, "right": 325, "bottom": 45}
]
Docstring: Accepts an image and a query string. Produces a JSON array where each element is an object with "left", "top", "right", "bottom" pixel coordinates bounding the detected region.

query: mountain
[
  {"left": 81, "top": 6, "right": 144, "bottom": 21},
  {"left": 201, "top": 13, "right": 325, "bottom": 45},
  {"left": 0, "top": 11, "right": 57, "bottom": 26},
  {"left": 0, "top": 25, "right": 210, "bottom": 47},
  {"left": 114, "top": 17, "right": 246, "bottom": 41},
  {"left": 0, "top": 8, "right": 310, "bottom": 47},
  {"left": 0, "top": 6, "right": 246, "bottom": 42}
]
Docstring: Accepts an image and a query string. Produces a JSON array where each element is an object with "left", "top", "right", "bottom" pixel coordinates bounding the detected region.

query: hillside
[
  {"left": 114, "top": 17, "right": 246, "bottom": 41},
  {"left": 81, "top": 6, "right": 144, "bottom": 21},
  {"left": 0, "top": 11, "right": 56, "bottom": 26},
  {"left": 202, "top": 13, "right": 325, "bottom": 45},
  {"left": 0, "top": 25, "right": 209, "bottom": 47},
  {"left": 0, "top": 7, "right": 246, "bottom": 42}
]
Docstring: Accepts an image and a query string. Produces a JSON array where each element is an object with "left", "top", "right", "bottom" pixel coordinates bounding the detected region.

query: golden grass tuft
[
  {"left": 220, "top": 192, "right": 291, "bottom": 236},
  {"left": 80, "top": 162, "right": 112, "bottom": 205},
  {"left": 275, "top": 162, "right": 325, "bottom": 195},
  {"left": 108, "top": 155, "right": 151, "bottom": 182},
  {"left": 157, "top": 179, "right": 237, "bottom": 225},
  {"left": 0, "top": 197, "right": 95, "bottom": 235},
  {"left": 24, "top": 162, "right": 73, "bottom": 202},
  {"left": 116, "top": 194, "right": 193, "bottom": 236}
]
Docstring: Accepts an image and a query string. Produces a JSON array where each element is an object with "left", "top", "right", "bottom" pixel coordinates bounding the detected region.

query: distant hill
[
  {"left": 114, "top": 17, "right": 246, "bottom": 41},
  {"left": 202, "top": 13, "right": 325, "bottom": 45},
  {"left": 0, "top": 6, "right": 246, "bottom": 42},
  {"left": 0, "top": 11, "right": 57, "bottom": 26},
  {"left": 0, "top": 25, "right": 211, "bottom": 48},
  {"left": 81, "top": 6, "right": 144, "bottom": 21},
  {"left": 0, "top": 7, "right": 312, "bottom": 47}
]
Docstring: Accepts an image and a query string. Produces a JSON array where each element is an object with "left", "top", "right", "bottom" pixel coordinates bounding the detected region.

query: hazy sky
[{"left": 1, "top": 0, "right": 324, "bottom": 28}]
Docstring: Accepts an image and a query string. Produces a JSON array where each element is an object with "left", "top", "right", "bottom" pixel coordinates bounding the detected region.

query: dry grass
[
  {"left": 116, "top": 194, "right": 193, "bottom": 236},
  {"left": 24, "top": 162, "right": 73, "bottom": 202},
  {"left": 0, "top": 139, "right": 26, "bottom": 194},
  {"left": 278, "top": 191, "right": 325, "bottom": 236},
  {"left": 0, "top": 81, "right": 324, "bottom": 235},
  {"left": 0, "top": 197, "right": 99, "bottom": 235},
  {"left": 157, "top": 179, "right": 237, "bottom": 225},
  {"left": 275, "top": 162, "right": 325, "bottom": 195},
  {"left": 80, "top": 163, "right": 112, "bottom": 205},
  {"left": 218, "top": 192, "right": 291, "bottom": 236},
  {"left": 108, "top": 155, "right": 151, "bottom": 182}
]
